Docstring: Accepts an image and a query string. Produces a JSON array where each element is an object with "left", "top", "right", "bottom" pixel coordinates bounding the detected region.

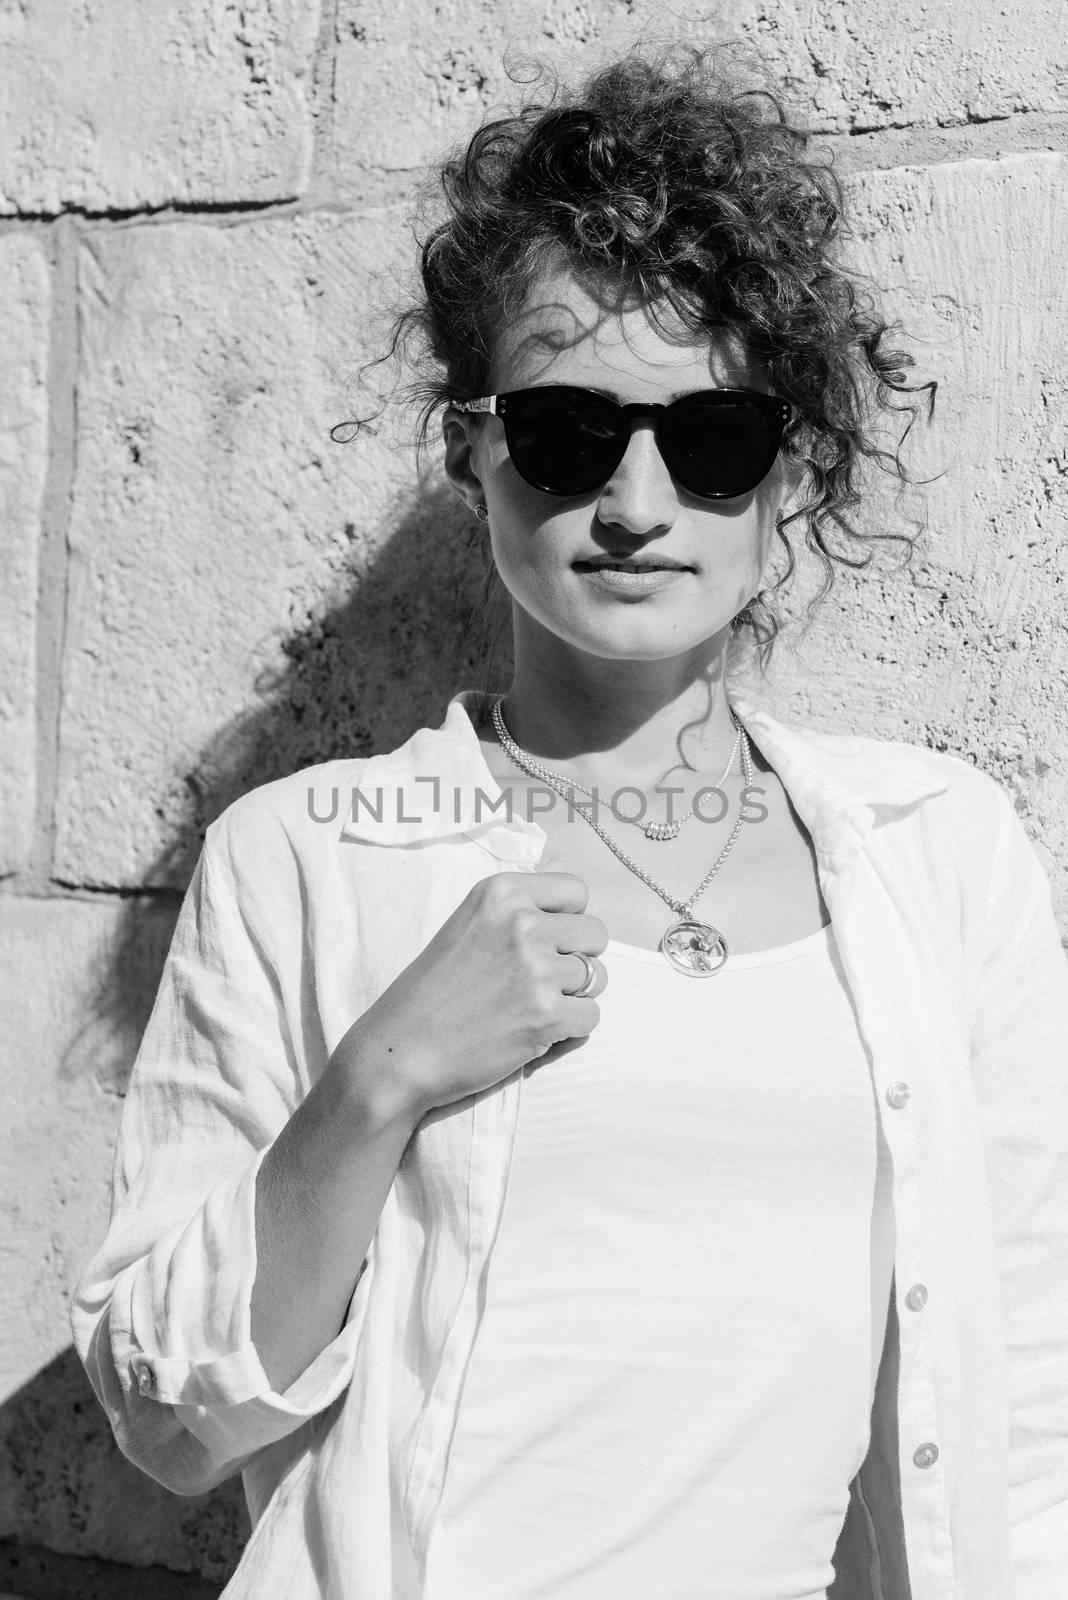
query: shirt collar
[{"left": 338, "top": 687, "right": 950, "bottom": 863}]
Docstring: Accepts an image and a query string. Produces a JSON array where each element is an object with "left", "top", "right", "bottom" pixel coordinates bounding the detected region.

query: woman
[{"left": 73, "top": 45, "right": 1068, "bottom": 1600}]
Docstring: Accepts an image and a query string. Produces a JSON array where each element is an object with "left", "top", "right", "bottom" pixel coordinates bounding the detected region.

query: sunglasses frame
[{"left": 451, "top": 385, "right": 797, "bottom": 500}]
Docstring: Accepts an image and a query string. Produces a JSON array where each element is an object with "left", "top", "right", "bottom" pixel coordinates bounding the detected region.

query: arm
[
  {"left": 968, "top": 782, "right": 1068, "bottom": 1598},
  {"left": 250, "top": 1036, "right": 419, "bottom": 1394},
  {"left": 71, "top": 809, "right": 408, "bottom": 1496}
]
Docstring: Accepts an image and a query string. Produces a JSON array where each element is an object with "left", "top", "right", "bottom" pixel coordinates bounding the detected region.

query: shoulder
[
  {"left": 833, "top": 729, "right": 1009, "bottom": 806},
  {"left": 202, "top": 755, "right": 370, "bottom": 877},
  {"left": 829, "top": 725, "right": 1020, "bottom": 839},
  {"left": 199, "top": 693, "right": 491, "bottom": 875},
  {"left": 789, "top": 725, "right": 1056, "bottom": 943},
  {"left": 799, "top": 726, "right": 1048, "bottom": 903},
  {"left": 744, "top": 701, "right": 1013, "bottom": 824},
  {"left": 198, "top": 696, "right": 476, "bottom": 872},
  {"left": 744, "top": 707, "right": 1039, "bottom": 915}
]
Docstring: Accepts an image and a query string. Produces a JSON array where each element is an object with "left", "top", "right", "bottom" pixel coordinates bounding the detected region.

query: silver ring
[{"left": 566, "top": 952, "right": 598, "bottom": 999}]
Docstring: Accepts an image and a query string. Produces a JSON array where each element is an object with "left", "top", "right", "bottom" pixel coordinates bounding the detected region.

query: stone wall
[{"left": 1, "top": 3, "right": 1065, "bottom": 1595}]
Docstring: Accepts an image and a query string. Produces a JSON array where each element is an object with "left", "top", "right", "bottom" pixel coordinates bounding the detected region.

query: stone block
[
  {"left": 0, "top": 895, "right": 246, "bottom": 1581},
  {"left": 0, "top": 2, "right": 320, "bottom": 215},
  {"left": 763, "top": 0, "right": 1066, "bottom": 132},
  {"left": 734, "top": 155, "right": 1068, "bottom": 922},
  {"left": 58, "top": 209, "right": 491, "bottom": 888},
  {"left": 0, "top": 235, "right": 49, "bottom": 874},
  {"left": 330, "top": 0, "right": 1067, "bottom": 199}
]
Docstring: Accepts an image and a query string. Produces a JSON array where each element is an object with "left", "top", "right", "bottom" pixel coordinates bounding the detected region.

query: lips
[
  {"left": 573, "top": 556, "right": 693, "bottom": 573},
  {"left": 572, "top": 557, "right": 692, "bottom": 599}
]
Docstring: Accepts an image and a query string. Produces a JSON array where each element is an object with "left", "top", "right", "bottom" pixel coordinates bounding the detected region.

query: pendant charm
[
  {"left": 660, "top": 918, "right": 728, "bottom": 977},
  {"left": 644, "top": 817, "right": 682, "bottom": 841}
]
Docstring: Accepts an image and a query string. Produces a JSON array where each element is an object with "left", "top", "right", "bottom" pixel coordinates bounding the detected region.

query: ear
[{"left": 442, "top": 407, "right": 486, "bottom": 514}]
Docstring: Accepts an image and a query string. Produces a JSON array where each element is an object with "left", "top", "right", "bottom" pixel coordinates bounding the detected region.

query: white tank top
[{"left": 430, "top": 923, "right": 895, "bottom": 1600}]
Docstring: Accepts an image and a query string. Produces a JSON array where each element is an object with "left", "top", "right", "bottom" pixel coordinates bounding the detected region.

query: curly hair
[{"left": 347, "top": 42, "right": 936, "bottom": 672}]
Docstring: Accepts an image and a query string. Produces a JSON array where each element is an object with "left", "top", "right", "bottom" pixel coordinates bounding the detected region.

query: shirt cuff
[
  {"left": 168, "top": 1253, "right": 375, "bottom": 1463},
  {"left": 121, "top": 1143, "right": 376, "bottom": 1461}
]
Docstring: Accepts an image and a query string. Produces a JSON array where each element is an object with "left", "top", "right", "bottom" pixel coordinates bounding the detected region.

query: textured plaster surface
[
  {"left": 55, "top": 209, "right": 497, "bottom": 889},
  {"left": 733, "top": 154, "right": 1068, "bottom": 910},
  {"left": 0, "top": 235, "right": 49, "bottom": 875},
  {"left": 0, "top": 1, "right": 320, "bottom": 215},
  {"left": 331, "top": 0, "right": 1068, "bottom": 200}
]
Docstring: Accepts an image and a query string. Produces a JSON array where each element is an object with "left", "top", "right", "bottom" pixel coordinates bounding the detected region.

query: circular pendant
[
  {"left": 644, "top": 817, "right": 682, "bottom": 841},
  {"left": 660, "top": 919, "right": 729, "bottom": 977}
]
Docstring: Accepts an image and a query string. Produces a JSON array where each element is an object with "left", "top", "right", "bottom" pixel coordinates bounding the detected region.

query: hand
[{"left": 332, "top": 871, "right": 607, "bottom": 1121}]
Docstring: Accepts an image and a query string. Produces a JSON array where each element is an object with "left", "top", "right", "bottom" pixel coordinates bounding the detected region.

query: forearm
[{"left": 250, "top": 1033, "right": 422, "bottom": 1394}]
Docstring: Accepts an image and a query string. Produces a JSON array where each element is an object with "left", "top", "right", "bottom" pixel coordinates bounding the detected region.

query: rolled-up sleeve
[
  {"left": 71, "top": 809, "right": 373, "bottom": 1496},
  {"left": 968, "top": 783, "right": 1068, "bottom": 1598}
]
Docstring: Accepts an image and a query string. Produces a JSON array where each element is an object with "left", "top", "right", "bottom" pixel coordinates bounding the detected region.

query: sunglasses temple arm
[{"left": 449, "top": 396, "right": 497, "bottom": 415}]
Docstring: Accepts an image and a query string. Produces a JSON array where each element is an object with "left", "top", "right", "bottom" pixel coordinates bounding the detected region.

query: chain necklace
[
  {"left": 532, "top": 723, "right": 741, "bottom": 841},
  {"left": 491, "top": 695, "right": 754, "bottom": 977}
]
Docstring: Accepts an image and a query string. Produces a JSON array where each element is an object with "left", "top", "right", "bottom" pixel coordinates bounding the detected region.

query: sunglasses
[{"left": 451, "top": 384, "right": 795, "bottom": 500}]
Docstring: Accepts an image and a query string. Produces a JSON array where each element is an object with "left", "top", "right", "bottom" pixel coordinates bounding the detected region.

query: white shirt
[
  {"left": 433, "top": 926, "right": 895, "bottom": 1600},
  {"left": 70, "top": 689, "right": 1068, "bottom": 1600}
]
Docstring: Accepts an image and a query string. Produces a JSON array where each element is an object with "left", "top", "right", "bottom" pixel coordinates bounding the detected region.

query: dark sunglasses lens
[
  {"left": 662, "top": 394, "right": 784, "bottom": 497},
  {"left": 504, "top": 390, "right": 624, "bottom": 495}
]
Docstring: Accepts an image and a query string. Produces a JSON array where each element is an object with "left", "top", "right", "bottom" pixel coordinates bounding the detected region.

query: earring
[{"left": 474, "top": 504, "right": 489, "bottom": 523}]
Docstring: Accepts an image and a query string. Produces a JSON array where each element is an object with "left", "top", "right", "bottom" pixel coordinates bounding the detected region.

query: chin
[
  {"left": 555, "top": 613, "right": 734, "bottom": 663},
  {"left": 510, "top": 582, "right": 738, "bottom": 663}
]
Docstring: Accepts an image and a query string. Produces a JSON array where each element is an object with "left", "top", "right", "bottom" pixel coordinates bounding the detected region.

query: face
[{"left": 443, "top": 267, "right": 796, "bottom": 672}]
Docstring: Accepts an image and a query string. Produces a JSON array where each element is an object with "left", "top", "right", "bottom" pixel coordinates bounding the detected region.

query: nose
[{"left": 595, "top": 419, "right": 679, "bottom": 538}]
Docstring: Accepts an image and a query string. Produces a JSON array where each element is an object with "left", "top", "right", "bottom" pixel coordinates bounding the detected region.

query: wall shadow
[{"left": 0, "top": 1347, "right": 242, "bottom": 1596}]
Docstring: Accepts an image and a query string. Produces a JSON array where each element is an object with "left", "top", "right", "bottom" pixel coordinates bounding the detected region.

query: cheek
[
  {"left": 709, "top": 495, "right": 778, "bottom": 573},
  {"left": 487, "top": 527, "right": 528, "bottom": 595},
  {"left": 488, "top": 512, "right": 565, "bottom": 598}
]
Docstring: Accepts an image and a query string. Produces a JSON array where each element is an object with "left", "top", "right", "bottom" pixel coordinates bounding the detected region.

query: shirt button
[
  {"left": 885, "top": 1081, "right": 911, "bottom": 1109},
  {"left": 913, "top": 1441, "right": 939, "bottom": 1469},
  {"left": 905, "top": 1283, "right": 928, "bottom": 1312}
]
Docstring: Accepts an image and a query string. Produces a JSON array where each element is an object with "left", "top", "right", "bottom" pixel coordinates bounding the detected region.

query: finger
[
  {"left": 548, "top": 912, "right": 609, "bottom": 959},
  {"left": 557, "top": 995, "right": 602, "bottom": 1038},
  {"left": 524, "top": 870, "right": 591, "bottom": 915}
]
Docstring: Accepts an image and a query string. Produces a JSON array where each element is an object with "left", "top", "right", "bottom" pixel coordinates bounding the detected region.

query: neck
[{"left": 497, "top": 630, "right": 743, "bottom": 789}]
